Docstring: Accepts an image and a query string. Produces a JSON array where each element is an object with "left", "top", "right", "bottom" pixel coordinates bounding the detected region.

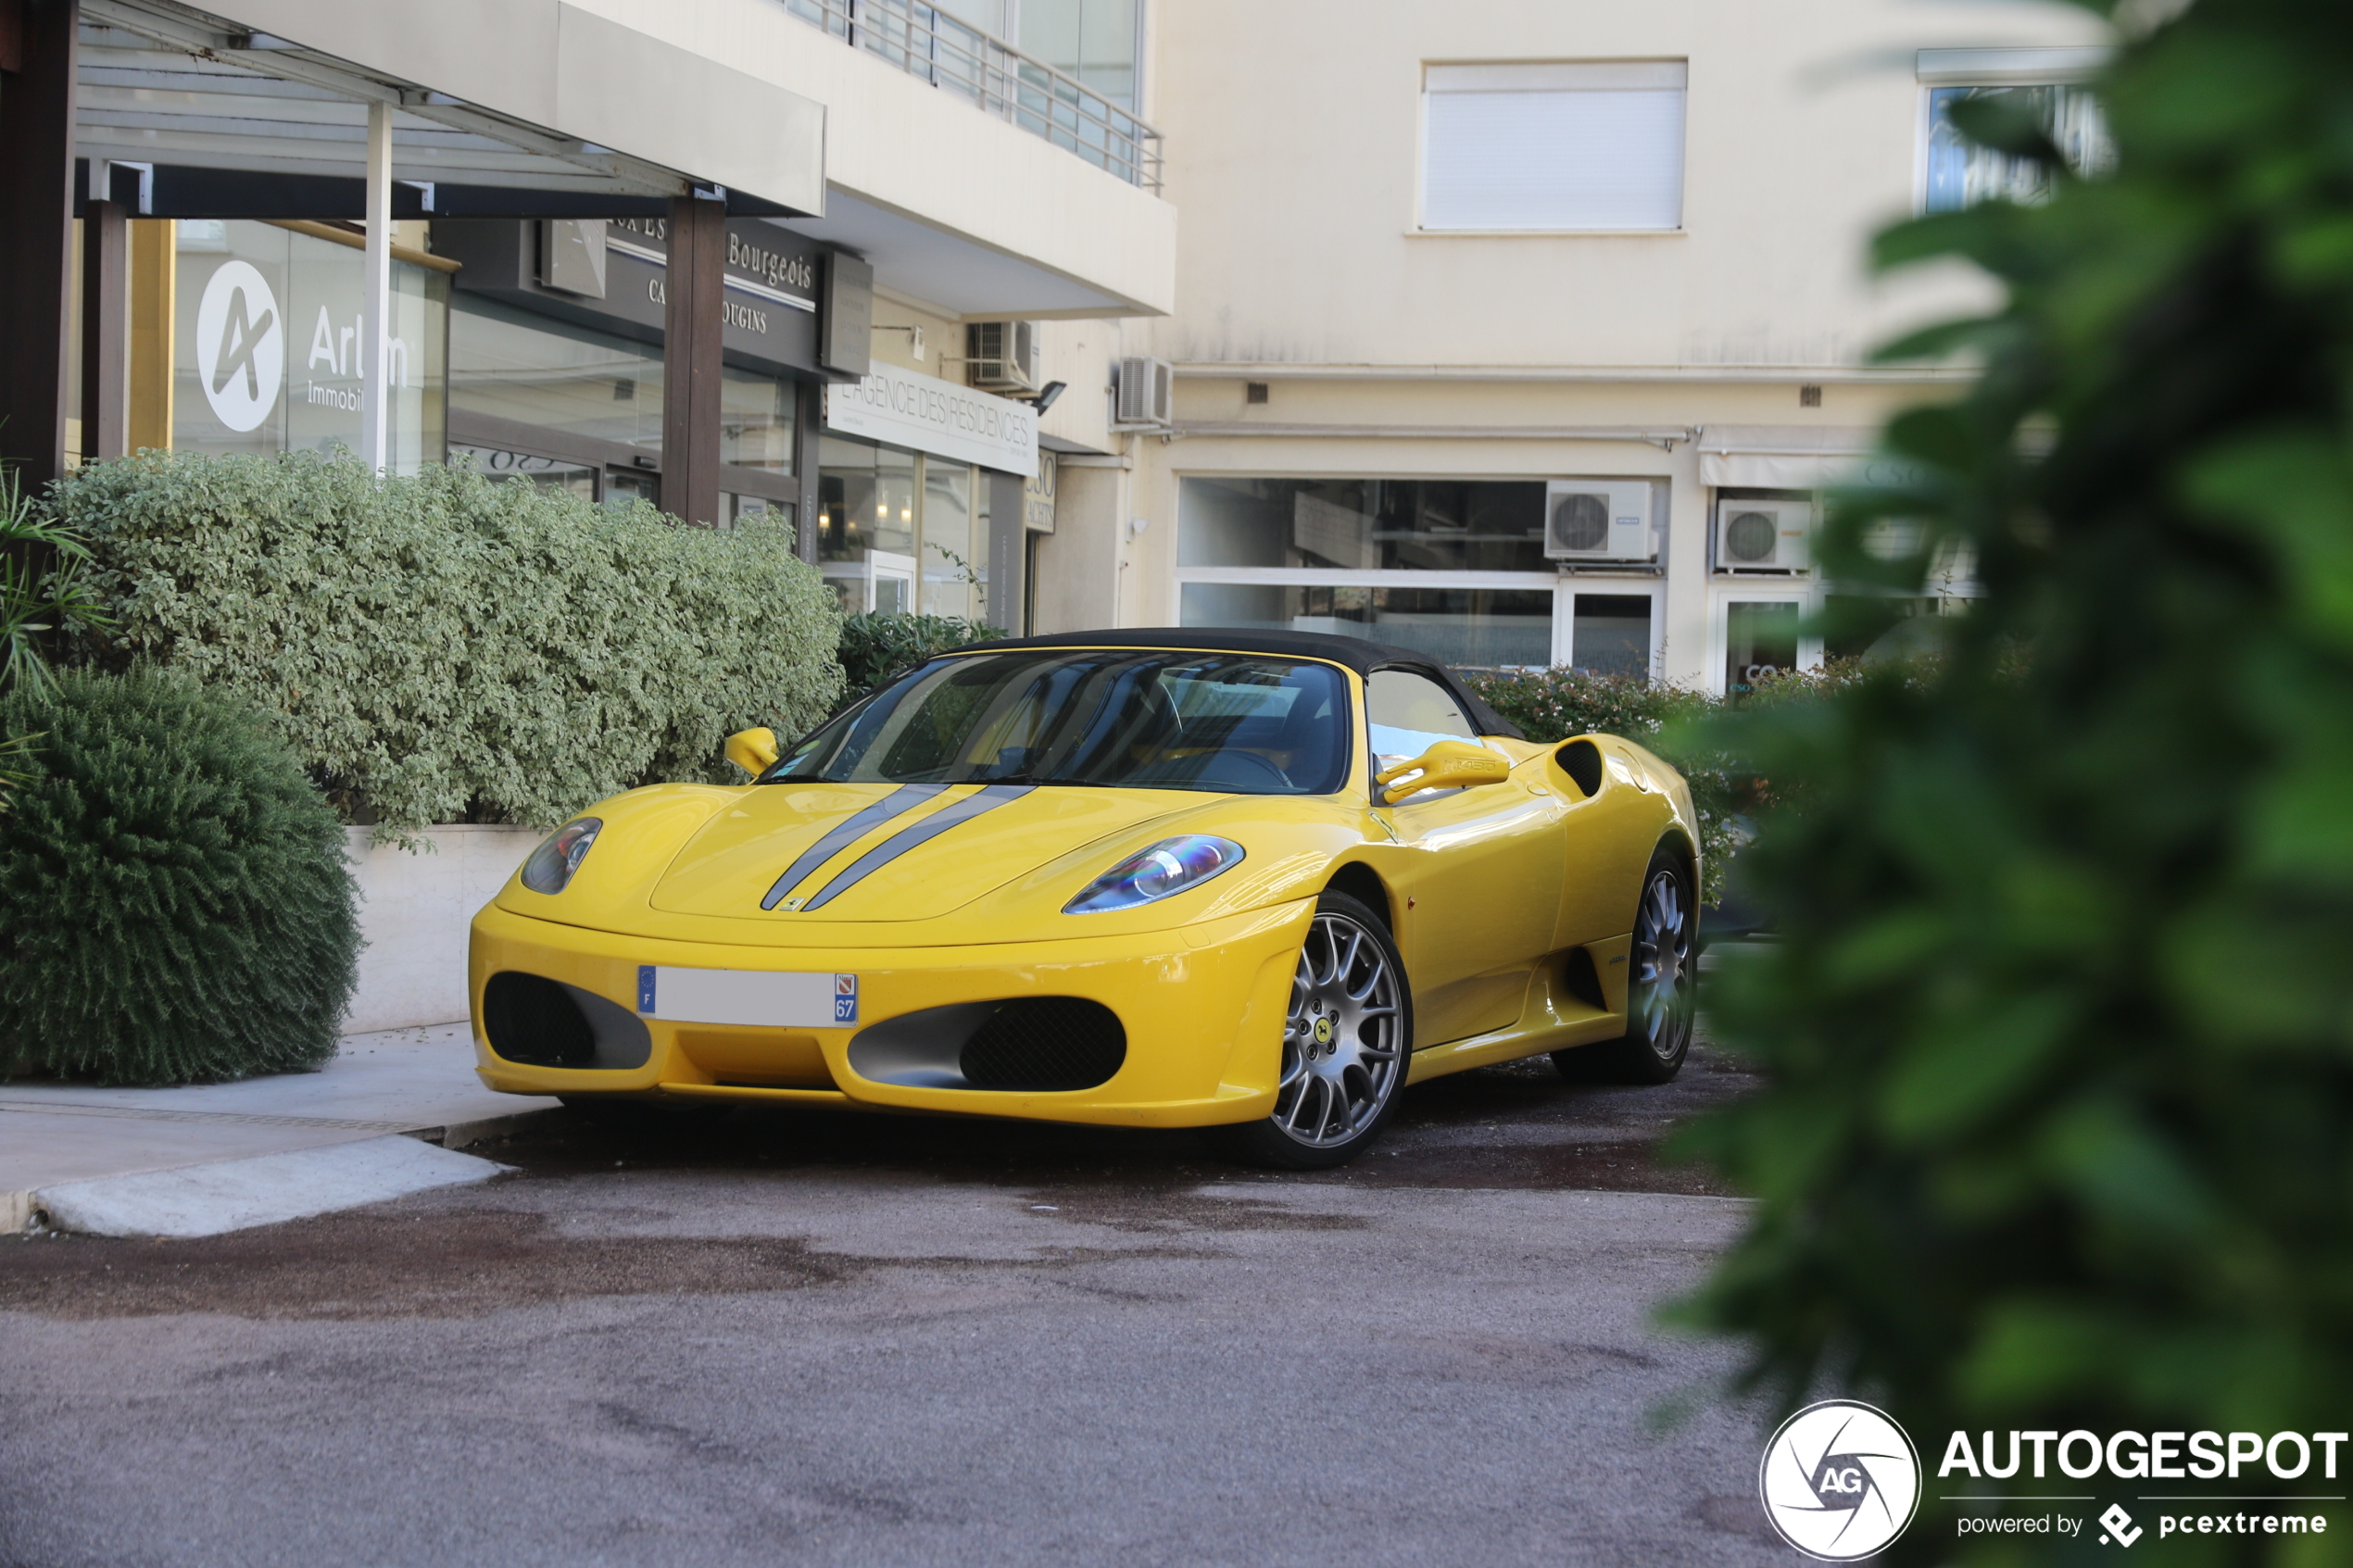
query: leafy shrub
[
  {"left": 1680, "top": 0, "right": 2353, "bottom": 1555},
  {"left": 0, "top": 668, "right": 359, "bottom": 1085},
  {"left": 836, "top": 612, "right": 1007, "bottom": 709},
  {"left": 56, "top": 450, "right": 843, "bottom": 835}
]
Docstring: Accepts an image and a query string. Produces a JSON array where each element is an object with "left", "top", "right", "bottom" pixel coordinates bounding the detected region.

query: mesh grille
[
  {"left": 959, "top": 998, "right": 1126, "bottom": 1091},
  {"left": 482, "top": 972, "right": 595, "bottom": 1066}
]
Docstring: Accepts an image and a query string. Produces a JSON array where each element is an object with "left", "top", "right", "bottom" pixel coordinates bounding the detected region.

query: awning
[
  {"left": 1697, "top": 425, "right": 1882, "bottom": 489},
  {"left": 76, "top": 0, "right": 825, "bottom": 217}
]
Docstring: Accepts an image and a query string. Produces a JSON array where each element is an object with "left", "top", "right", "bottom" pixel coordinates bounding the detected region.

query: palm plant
[{"left": 0, "top": 465, "right": 110, "bottom": 696}]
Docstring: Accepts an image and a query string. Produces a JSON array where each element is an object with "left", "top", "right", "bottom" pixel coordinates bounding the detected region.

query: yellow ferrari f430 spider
[{"left": 471, "top": 630, "right": 1700, "bottom": 1167}]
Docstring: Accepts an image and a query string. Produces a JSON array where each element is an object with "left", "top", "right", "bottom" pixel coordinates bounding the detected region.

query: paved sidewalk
[{"left": 1, "top": 1022, "right": 558, "bottom": 1231}]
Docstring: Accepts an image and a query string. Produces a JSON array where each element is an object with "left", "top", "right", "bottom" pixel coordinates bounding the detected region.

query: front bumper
[{"left": 468, "top": 898, "right": 1314, "bottom": 1128}]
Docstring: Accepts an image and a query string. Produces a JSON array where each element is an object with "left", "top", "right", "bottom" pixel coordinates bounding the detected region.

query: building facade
[
  {"left": 10, "top": 0, "right": 2115, "bottom": 692},
  {"left": 1019, "top": 0, "right": 2111, "bottom": 694},
  {"left": 4, "top": 0, "right": 1175, "bottom": 631}
]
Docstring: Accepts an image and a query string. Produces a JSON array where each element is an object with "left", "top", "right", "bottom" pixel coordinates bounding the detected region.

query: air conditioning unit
[
  {"left": 1544, "top": 480, "right": 1655, "bottom": 562},
  {"left": 964, "top": 320, "right": 1039, "bottom": 394},
  {"left": 1714, "top": 498, "right": 1813, "bottom": 572},
  {"left": 1113, "top": 355, "right": 1175, "bottom": 429}
]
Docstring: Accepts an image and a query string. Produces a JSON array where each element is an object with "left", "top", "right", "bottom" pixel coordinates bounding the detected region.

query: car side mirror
[
  {"left": 724, "top": 727, "right": 779, "bottom": 778},
  {"left": 1374, "top": 739, "right": 1510, "bottom": 804}
]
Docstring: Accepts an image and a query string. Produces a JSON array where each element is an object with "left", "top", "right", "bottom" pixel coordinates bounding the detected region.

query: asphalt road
[{"left": 0, "top": 1033, "right": 1793, "bottom": 1568}]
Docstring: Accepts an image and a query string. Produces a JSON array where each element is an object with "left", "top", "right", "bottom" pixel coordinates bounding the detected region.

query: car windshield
[{"left": 763, "top": 649, "right": 1352, "bottom": 796}]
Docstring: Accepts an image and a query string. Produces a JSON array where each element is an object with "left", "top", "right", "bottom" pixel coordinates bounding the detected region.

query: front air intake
[
  {"left": 482, "top": 972, "right": 653, "bottom": 1069},
  {"left": 960, "top": 998, "right": 1127, "bottom": 1091}
]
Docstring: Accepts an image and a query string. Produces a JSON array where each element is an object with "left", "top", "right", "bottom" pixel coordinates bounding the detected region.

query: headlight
[
  {"left": 1063, "top": 835, "right": 1244, "bottom": 914},
  {"left": 521, "top": 817, "right": 602, "bottom": 894}
]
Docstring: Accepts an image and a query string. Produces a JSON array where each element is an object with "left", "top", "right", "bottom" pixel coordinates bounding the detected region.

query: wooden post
[
  {"left": 0, "top": 0, "right": 79, "bottom": 492},
  {"left": 127, "top": 220, "right": 175, "bottom": 453},
  {"left": 660, "top": 194, "right": 725, "bottom": 527},
  {"left": 80, "top": 196, "right": 128, "bottom": 464}
]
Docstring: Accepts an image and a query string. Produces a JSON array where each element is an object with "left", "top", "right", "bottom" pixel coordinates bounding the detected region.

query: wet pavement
[{"left": 0, "top": 1031, "right": 1790, "bottom": 1568}]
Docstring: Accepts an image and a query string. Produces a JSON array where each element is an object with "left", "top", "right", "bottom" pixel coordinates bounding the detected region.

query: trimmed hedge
[
  {"left": 56, "top": 450, "right": 843, "bottom": 834},
  {"left": 0, "top": 668, "right": 359, "bottom": 1085}
]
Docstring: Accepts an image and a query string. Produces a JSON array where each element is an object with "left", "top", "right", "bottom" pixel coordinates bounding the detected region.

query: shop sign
[
  {"left": 1024, "top": 451, "right": 1056, "bottom": 532},
  {"left": 826, "top": 362, "right": 1038, "bottom": 478}
]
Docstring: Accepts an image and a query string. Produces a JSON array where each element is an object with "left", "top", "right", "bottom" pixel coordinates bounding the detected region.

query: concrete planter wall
[{"left": 345, "top": 825, "right": 543, "bottom": 1035}]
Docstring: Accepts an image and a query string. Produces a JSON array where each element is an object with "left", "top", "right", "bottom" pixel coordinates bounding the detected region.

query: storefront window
[
  {"left": 448, "top": 295, "right": 662, "bottom": 450},
  {"left": 1181, "top": 583, "right": 1553, "bottom": 669},
  {"left": 173, "top": 220, "right": 447, "bottom": 471},
  {"left": 721, "top": 364, "right": 796, "bottom": 473},
  {"left": 449, "top": 444, "right": 596, "bottom": 500},
  {"left": 922, "top": 458, "right": 975, "bottom": 620},
  {"left": 1180, "top": 477, "right": 1549, "bottom": 573},
  {"left": 1571, "top": 595, "right": 1653, "bottom": 678},
  {"left": 1724, "top": 600, "right": 1802, "bottom": 700}
]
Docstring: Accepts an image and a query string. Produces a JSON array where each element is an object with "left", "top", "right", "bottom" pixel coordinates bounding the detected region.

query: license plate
[{"left": 636, "top": 966, "right": 858, "bottom": 1028}]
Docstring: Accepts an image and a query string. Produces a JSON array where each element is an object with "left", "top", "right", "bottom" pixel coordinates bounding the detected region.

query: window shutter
[{"left": 1421, "top": 61, "right": 1687, "bottom": 232}]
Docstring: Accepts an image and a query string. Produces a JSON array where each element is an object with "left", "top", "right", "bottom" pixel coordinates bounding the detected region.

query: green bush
[
  {"left": 0, "top": 668, "right": 359, "bottom": 1085},
  {"left": 1680, "top": 0, "right": 2353, "bottom": 1556},
  {"left": 56, "top": 450, "right": 844, "bottom": 835},
  {"left": 835, "top": 611, "right": 1007, "bottom": 709}
]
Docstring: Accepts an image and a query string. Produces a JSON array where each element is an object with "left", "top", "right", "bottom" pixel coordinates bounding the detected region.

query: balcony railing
[{"left": 784, "top": 0, "right": 1163, "bottom": 192}]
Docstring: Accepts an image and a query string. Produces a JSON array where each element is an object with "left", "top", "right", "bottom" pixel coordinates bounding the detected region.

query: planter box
[{"left": 345, "top": 825, "right": 543, "bottom": 1034}]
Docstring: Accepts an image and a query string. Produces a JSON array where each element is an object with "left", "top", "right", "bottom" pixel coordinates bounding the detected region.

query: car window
[
  {"left": 1366, "top": 670, "right": 1478, "bottom": 773},
  {"left": 766, "top": 650, "right": 1352, "bottom": 796}
]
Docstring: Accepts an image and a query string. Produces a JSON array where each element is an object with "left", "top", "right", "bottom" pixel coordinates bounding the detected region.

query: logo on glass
[
  {"left": 195, "top": 260, "right": 283, "bottom": 433},
  {"left": 1759, "top": 1399, "right": 1922, "bottom": 1561}
]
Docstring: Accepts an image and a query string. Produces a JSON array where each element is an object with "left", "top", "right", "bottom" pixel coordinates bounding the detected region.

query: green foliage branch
[
  {"left": 1677, "top": 2, "right": 2353, "bottom": 1557},
  {"left": 835, "top": 611, "right": 1008, "bottom": 709},
  {"left": 0, "top": 667, "right": 359, "bottom": 1085},
  {"left": 56, "top": 451, "right": 844, "bottom": 837}
]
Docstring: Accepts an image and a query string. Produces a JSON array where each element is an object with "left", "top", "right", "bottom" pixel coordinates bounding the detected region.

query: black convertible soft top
[{"left": 954, "top": 626, "right": 1527, "bottom": 741}]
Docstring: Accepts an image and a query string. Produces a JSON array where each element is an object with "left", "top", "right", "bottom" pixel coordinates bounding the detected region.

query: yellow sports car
[{"left": 470, "top": 630, "right": 1700, "bottom": 1167}]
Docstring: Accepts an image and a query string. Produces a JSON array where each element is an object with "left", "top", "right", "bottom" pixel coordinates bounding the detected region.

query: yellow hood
[{"left": 648, "top": 782, "right": 1200, "bottom": 922}]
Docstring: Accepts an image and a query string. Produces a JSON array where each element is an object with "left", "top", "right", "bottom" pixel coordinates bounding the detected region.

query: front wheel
[
  {"left": 1214, "top": 890, "right": 1412, "bottom": 1169},
  {"left": 1553, "top": 846, "right": 1696, "bottom": 1085}
]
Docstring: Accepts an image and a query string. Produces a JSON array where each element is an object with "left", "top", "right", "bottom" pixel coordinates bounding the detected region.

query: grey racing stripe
[
  {"left": 798, "top": 784, "right": 1037, "bottom": 912},
  {"left": 761, "top": 784, "right": 949, "bottom": 910}
]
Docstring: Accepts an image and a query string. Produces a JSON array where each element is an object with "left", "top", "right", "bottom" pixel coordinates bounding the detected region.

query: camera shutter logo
[
  {"left": 1759, "top": 1399, "right": 1922, "bottom": 1561},
  {"left": 195, "top": 260, "right": 283, "bottom": 433}
]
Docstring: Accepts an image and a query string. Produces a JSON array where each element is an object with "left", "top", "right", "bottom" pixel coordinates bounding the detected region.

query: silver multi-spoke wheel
[
  {"left": 1628, "top": 864, "right": 1695, "bottom": 1067},
  {"left": 1270, "top": 908, "right": 1404, "bottom": 1150}
]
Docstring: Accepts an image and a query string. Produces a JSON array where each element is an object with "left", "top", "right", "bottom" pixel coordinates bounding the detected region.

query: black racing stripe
[
  {"left": 799, "top": 784, "right": 1037, "bottom": 912},
  {"left": 761, "top": 784, "right": 949, "bottom": 910}
]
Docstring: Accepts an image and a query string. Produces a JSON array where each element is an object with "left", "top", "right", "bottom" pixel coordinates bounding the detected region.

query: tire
[
  {"left": 1214, "top": 890, "right": 1413, "bottom": 1170},
  {"left": 1552, "top": 845, "right": 1697, "bottom": 1085}
]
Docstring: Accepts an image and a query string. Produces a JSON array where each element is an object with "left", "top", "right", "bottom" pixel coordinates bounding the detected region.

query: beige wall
[
  {"left": 1146, "top": 0, "right": 2104, "bottom": 372},
  {"left": 1055, "top": 0, "right": 2108, "bottom": 687}
]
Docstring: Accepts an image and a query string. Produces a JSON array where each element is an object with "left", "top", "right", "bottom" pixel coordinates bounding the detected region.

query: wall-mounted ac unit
[
  {"left": 1544, "top": 480, "right": 1655, "bottom": 561},
  {"left": 1714, "top": 497, "right": 1813, "bottom": 572},
  {"left": 965, "top": 320, "right": 1039, "bottom": 394},
  {"left": 1113, "top": 355, "right": 1175, "bottom": 429}
]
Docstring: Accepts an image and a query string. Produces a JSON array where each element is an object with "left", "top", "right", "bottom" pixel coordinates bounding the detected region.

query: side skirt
[{"left": 1403, "top": 934, "right": 1633, "bottom": 1085}]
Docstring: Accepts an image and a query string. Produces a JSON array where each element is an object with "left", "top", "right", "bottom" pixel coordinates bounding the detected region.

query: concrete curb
[
  {"left": 10, "top": 1106, "right": 568, "bottom": 1235},
  {"left": 35, "top": 1136, "right": 511, "bottom": 1239}
]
